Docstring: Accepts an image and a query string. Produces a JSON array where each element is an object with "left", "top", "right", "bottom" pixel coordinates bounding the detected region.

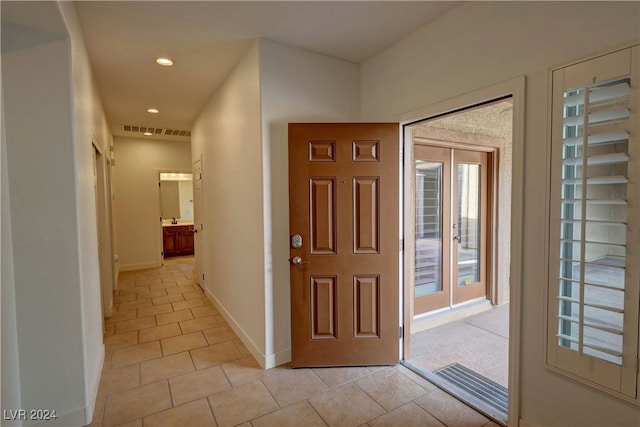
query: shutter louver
[{"left": 547, "top": 45, "right": 639, "bottom": 400}]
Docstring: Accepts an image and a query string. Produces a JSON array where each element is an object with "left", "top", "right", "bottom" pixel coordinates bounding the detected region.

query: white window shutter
[{"left": 547, "top": 45, "right": 639, "bottom": 401}]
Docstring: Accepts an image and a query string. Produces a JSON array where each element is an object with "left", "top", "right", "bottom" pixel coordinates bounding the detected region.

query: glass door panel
[
  {"left": 414, "top": 146, "right": 451, "bottom": 314},
  {"left": 456, "top": 163, "right": 481, "bottom": 286},
  {"left": 452, "top": 150, "right": 488, "bottom": 305}
]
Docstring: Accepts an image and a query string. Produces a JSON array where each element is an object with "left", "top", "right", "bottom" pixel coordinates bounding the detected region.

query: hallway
[{"left": 90, "top": 257, "right": 496, "bottom": 427}]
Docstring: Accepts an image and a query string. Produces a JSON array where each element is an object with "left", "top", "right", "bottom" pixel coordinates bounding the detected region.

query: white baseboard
[
  {"left": 202, "top": 287, "right": 289, "bottom": 369},
  {"left": 85, "top": 344, "right": 105, "bottom": 424},
  {"left": 119, "top": 261, "right": 161, "bottom": 272}
]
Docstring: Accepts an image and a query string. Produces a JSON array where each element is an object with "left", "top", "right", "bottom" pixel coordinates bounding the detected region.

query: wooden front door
[{"left": 288, "top": 123, "right": 399, "bottom": 367}]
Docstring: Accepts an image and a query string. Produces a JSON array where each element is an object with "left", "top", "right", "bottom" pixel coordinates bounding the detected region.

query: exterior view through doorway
[{"left": 403, "top": 97, "right": 514, "bottom": 426}]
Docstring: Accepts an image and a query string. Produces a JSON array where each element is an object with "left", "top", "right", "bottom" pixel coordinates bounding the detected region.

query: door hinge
[
  {"left": 158, "top": 182, "right": 161, "bottom": 187},
  {"left": 202, "top": 273, "right": 205, "bottom": 280}
]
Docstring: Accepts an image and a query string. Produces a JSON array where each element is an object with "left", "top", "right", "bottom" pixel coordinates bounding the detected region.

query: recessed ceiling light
[
  {"left": 143, "top": 132, "right": 153, "bottom": 136},
  {"left": 147, "top": 108, "right": 159, "bottom": 114},
  {"left": 156, "top": 57, "right": 173, "bottom": 66}
]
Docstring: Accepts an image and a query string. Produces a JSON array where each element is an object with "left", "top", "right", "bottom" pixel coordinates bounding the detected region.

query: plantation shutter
[{"left": 547, "top": 45, "right": 639, "bottom": 400}]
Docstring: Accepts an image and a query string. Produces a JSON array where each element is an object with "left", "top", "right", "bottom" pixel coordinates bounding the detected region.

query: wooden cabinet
[{"left": 163, "top": 225, "right": 194, "bottom": 257}]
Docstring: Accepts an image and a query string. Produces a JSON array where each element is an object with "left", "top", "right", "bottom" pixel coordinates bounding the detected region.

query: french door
[{"left": 414, "top": 145, "right": 489, "bottom": 315}]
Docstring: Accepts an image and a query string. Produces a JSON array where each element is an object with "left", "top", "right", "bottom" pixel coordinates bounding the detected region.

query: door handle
[{"left": 289, "top": 256, "right": 309, "bottom": 265}]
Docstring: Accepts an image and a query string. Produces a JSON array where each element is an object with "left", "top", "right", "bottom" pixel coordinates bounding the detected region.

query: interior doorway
[{"left": 403, "top": 97, "right": 513, "bottom": 425}]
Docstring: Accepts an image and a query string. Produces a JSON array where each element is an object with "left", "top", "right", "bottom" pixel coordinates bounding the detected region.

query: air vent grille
[{"left": 121, "top": 124, "right": 191, "bottom": 137}]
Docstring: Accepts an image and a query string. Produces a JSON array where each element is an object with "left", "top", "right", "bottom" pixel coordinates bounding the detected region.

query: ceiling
[{"left": 70, "top": 1, "right": 461, "bottom": 141}]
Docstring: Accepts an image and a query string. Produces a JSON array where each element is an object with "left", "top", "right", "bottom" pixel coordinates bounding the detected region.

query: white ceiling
[{"left": 72, "top": 1, "right": 461, "bottom": 140}]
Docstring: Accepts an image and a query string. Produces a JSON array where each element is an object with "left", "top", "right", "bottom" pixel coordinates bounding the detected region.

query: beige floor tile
[
  {"left": 169, "top": 365, "right": 231, "bottom": 406},
  {"left": 368, "top": 402, "right": 444, "bottom": 427},
  {"left": 308, "top": 383, "right": 385, "bottom": 427},
  {"left": 180, "top": 315, "right": 221, "bottom": 334},
  {"left": 414, "top": 389, "right": 490, "bottom": 427},
  {"left": 149, "top": 282, "right": 178, "bottom": 292},
  {"left": 152, "top": 293, "right": 185, "bottom": 306},
  {"left": 143, "top": 399, "right": 216, "bottom": 427},
  {"left": 137, "top": 303, "right": 173, "bottom": 318},
  {"left": 191, "top": 341, "right": 242, "bottom": 369},
  {"left": 251, "top": 401, "right": 327, "bottom": 427},
  {"left": 98, "top": 364, "right": 140, "bottom": 396},
  {"left": 135, "top": 289, "right": 168, "bottom": 301},
  {"left": 161, "top": 331, "right": 208, "bottom": 356},
  {"left": 88, "top": 395, "right": 105, "bottom": 427},
  {"left": 392, "top": 365, "right": 438, "bottom": 393},
  {"left": 202, "top": 325, "right": 236, "bottom": 345},
  {"left": 140, "top": 351, "right": 195, "bottom": 384},
  {"left": 139, "top": 323, "right": 182, "bottom": 343},
  {"left": 111, "top": 341, "right": 162, "bottom": 367},
  {"left": 166, "top": 284, "right": 197, "bottom": 295},
  {"left": 182, "top": 290, "right": 205, "bottom": 300},
  {"left": 312, "top": 366, "right": 373, "bottom": 388},
  {"left": 134, "top": 278, "right": 164, "bottom": 287},
  {"left": 104, "top": 331, "right": 138, "bottom": 351},
  {"left": 104, "top": 322, "right": 116, "bottom": 337},
  {"left": 172, "top": 298, "right": 205, "bottom": 311},
  {"left": 207, "top": 381, "right": 278, "bottom": 427},
  {"left": 232, "top": 339, "right": 252, "bottom": 358},
  {"left": 114, "top": 294, "right": 137, "bottom": 304},
  {"left": 355, "top": 367, "right": 427, "bottom": 411},
  {"left": 112, "top": 419, "right": 142, "bottom": 427},
  {"left": 117, "top": 299, "right": 152, "bottom": 312},
  {"left": 103, "top": 381, "right": 172, "bottom": 427},
  {"left": 105, "top": 310, "right": 137, "bottom": 324},
  {"left": 115, "top": 316, "right": 156, "bottom": 334},
  {"left": 156, "top": 309, "right": 194, "bottom": 326},
  {"left": 262, "top": 367, "right": 329, "bottom": 407},
  {"left": 191, "top": 305, "right": 219, "bottom": 318},
  {"left": 221, "top": 356, "right": 266, "bottom": 388}
]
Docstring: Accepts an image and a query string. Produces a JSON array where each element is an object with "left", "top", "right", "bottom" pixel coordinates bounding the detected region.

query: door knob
[{"left": 290, "top": 256, "right": 309, "bottom": 265}]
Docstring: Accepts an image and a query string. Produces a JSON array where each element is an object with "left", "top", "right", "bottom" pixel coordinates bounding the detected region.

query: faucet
[{"left": 172, "top": 217, "right": 178, "bottom": 224}]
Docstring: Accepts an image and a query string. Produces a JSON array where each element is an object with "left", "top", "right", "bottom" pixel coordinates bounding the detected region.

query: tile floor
[{"left": 89, "top": 256, "right": 497, "bottom": 427}]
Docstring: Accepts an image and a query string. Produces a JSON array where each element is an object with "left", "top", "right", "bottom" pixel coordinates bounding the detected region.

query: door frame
[
  {"left": 156, "top": 168, "right": 193, "bottom": 265},
  {"left": 398, "top": 76, "right": 526, "bottom": 427}
]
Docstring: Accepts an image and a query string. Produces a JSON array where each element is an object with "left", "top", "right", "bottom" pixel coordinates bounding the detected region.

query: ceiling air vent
[{"left": 121, "top": 124, "right": 191, "bottom": 137}]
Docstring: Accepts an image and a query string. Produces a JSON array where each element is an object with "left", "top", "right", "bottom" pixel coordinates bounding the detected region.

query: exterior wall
[
  {"left": 259, "top": 39, "right": 360, "bottom": 366},
  {"left": 191, "top": 42, "right": 267, "bottom": 364},
  {"left": 113, "top": 136, "right": 191, "bottom": 270},
  {"left": 361, "top": 2, "right": 640, "bottom": 426}
]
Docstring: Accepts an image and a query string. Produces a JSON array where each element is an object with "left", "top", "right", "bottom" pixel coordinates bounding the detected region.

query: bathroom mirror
[{"left": 160, "top": 172, "right": 193, "bottom": 221}]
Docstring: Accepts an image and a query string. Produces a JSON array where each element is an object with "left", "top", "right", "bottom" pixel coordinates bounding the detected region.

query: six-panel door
[{"left": 288, "top": 123, "right": 399, "bottom": 367}]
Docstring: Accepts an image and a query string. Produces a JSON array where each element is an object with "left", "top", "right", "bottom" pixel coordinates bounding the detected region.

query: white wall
[
  {"left": 191, "top": 42, "right": 266, "bottom": 363},
  {"left": 360, "top": 2, "right": 639, "bottom": 426},
  {"left": 1, "top": 73, "right": 22, "bottom": 427},
  {"left": 1, "top": 2, "right": 113, "bottom": 423},
  {"left": 113, "top": 136, "right": 191, "bottom": 270},
  {"left": 59, "top": 3, "right": 114, "bottom": 417},
  {"left": 259, "top": 39, "right": 360, "bottom": 366}
]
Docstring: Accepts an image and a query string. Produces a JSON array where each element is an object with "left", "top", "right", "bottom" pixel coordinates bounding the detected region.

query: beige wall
[
  {"left": 360, "top": 2, "right": 639, "bottom": 426},
  {"left": 113, "top": 136, "right": 191, "bottom": 270}
]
